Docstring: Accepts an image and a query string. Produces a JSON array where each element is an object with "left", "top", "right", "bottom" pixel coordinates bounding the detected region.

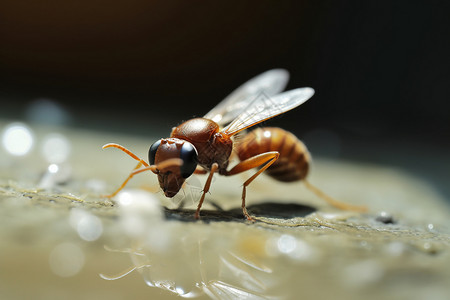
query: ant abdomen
[{"left": 236, "top": 127, "right": 310, "bottom": 182}]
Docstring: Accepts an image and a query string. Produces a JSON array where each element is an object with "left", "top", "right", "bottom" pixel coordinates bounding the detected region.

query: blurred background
[{"left": 0, "top": 0, "right": 449, "bottom": 199}]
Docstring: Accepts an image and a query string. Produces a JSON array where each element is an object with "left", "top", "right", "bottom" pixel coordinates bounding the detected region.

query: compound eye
[
  {"left": 148, "top": 139, "right": 162, "bottom": 165},
  {"left": 180, "top": 142, "right": 198, "bottom": 178}
]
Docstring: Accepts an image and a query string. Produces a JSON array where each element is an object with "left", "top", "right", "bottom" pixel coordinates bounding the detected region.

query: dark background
[{"left": 1, "top": 1, "right": 449, "bottom": 197}]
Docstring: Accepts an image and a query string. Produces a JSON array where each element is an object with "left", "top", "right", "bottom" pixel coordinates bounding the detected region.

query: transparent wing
[
  {"left": 222, "top": 87, "right": 315, "bottom": 136},
  {"left": 204, "top": 69, "right": 289, "bottom": 126}
]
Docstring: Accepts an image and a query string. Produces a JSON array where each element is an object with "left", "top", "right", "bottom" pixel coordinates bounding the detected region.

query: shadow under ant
[{"left": 163, "top": 200, "right": 316, "bottom": 223}]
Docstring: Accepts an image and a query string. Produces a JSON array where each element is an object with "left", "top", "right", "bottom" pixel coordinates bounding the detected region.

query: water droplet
[
  {"left": 116, "top": 189, "right": 164, "bottom": 238},
  {"left": 288, "top": 239, "right": 314, "bottom": 262},
  {"left": 48, "top": 163, "right": 59, "bottom": 173},
  {"left": 38, "top": 163, "right": 72, "bottom": 189},
  {"left": 49, "top": 243, "right": 85, "bottom": 277},
  {"left": 41, "top": 133, "right": 71, "bottom": 163},
  {"left": 376, "top": 211, "right": 395, "bottom": 224},
  {"left": 384, "top": 241, "right": 407, "bottom": 256},
  {"left": 277, "top": 234, "right": 296, "bottom": 254},
  {"left": 70, "top": 209, "right": 103, "bottom": 241},
  {"left": 2, "top": 122, "right": 34, "bottom": 156}
]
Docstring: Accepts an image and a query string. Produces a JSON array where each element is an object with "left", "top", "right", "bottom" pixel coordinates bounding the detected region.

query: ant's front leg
[{"left": 195, "top": 163, "right": 219, "bottom": 219}]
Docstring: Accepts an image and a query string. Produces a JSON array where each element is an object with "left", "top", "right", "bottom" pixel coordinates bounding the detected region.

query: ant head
[{"left": 149, "top": 138, "right": 198, "bottom": 197}]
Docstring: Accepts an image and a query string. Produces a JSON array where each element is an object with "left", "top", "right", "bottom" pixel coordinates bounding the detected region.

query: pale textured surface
[{"left": 0, "top": 121, "right": 449, "bottom": 300}]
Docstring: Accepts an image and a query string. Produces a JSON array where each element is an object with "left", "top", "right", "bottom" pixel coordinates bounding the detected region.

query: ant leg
[
  {"left": 195, "top": 163, "right": 219, "bottom": 219},
  {"left": 102, "top": 143, "right": 149, "bottom": 167},
  {"left": 224, "top": 151, "right": 279, "bottom": 220},
  {"left": 303, "top": 180, "right": 367, "bottom": 213}
]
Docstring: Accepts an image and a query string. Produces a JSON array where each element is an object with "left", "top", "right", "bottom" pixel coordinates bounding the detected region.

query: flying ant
[{"left": 103, "top": 69, "right": 366, "bottom": 220}]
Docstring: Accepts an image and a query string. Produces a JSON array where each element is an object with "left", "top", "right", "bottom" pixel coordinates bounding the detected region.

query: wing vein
[
  {"left": 204, "top": 69, "right": 289, "bottom": 126},
  {"left": 222, "top": 88, "right": 315, "bottom": 136}
]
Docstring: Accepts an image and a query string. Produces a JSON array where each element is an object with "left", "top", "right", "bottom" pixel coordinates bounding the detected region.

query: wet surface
[{"left": 0, "top": 120, "right": 449, "bottom": 300}]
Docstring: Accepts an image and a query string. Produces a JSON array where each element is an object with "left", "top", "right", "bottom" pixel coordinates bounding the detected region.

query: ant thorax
[{"left": 171, "top": 118, "right": 232, "bottom": 172}]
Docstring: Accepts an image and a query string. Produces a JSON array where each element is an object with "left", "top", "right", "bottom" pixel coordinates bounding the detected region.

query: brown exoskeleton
[{"left": 103, "top": 69, "right": 366, "bottom": 220}]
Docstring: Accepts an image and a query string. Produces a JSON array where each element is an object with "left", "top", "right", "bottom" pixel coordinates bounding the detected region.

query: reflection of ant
[
  {"left": 100, "top": 236, "right": 279, "bottom": 299},
  {"left": 103, "top": 69, "right": 366, "bottom": 220}
]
